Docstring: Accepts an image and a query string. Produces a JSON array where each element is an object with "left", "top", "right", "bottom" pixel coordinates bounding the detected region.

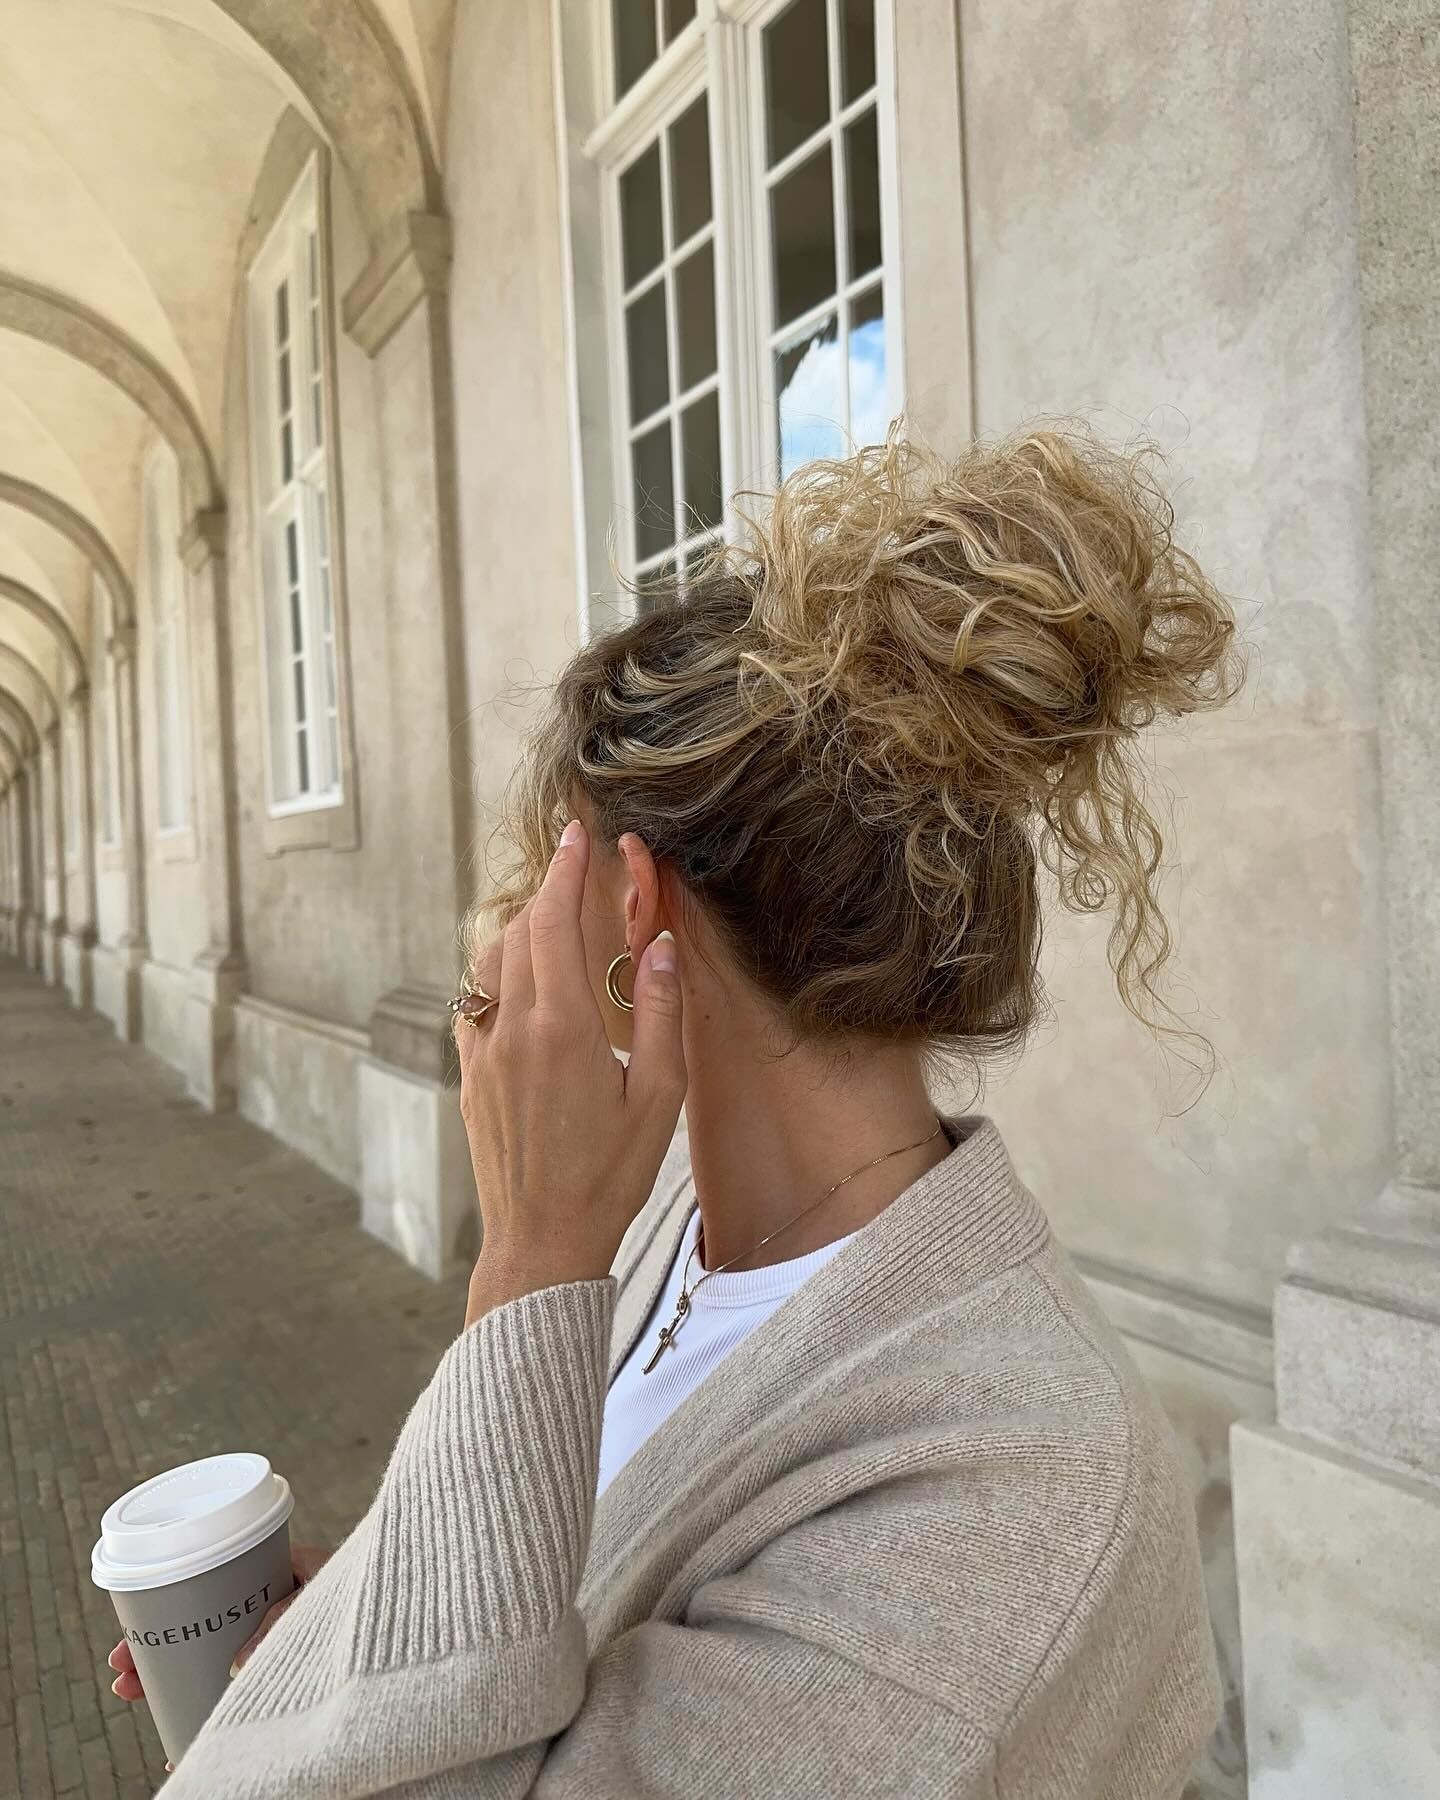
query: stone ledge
[{"left": 1075, "top": 1250, "right": 1274, "bottom": 1385}]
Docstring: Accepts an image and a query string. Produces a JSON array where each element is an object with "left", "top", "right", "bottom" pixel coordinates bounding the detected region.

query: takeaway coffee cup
[{"left": 91, "top": 1453, "right": 295, "bottom": 1765}]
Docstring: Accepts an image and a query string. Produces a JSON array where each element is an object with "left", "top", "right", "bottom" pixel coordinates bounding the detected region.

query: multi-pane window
[
  {"left": 143, "top": 446, "right": 190, "bottom": 834},
  {"left": 616, "top": 94, "right": 724, "bottom": 586},
  {"left": 612, "top": 0, "right": 699, "bottom": 95},
  {"left": 246, "top": 158, "right": 341, "bottom": 812},
  {"left": 762, "top": 0, "right": 887, "bottom": 475},
  {"left": 583, "top": 0, "right": 899, "bottom": 608}
]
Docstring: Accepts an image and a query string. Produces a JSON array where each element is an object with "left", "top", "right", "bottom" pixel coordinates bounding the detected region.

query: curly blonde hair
[{"left": 472, "top": 425, "right": 1244, "bottom": 1075}]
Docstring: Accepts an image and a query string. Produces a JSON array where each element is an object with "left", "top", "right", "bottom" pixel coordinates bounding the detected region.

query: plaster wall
[
  {"left": 446, "top": 0, "right": 580, "bottom": 870},
  {"left": 958, "top": 0, "right": 1393, "bottom": 1310},
  {"left": 223, "top": 162, "right": 397, "bottom": 1029}
]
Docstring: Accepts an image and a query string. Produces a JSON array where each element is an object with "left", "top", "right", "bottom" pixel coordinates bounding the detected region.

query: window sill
[
  {"left": 155, "top": 826, "right": 198, "bottom": 866},
  {"left": 260, "top": 786, "right": 360, "bottom": 857}
]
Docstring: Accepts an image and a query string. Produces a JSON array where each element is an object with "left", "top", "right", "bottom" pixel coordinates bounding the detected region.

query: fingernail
[
  {"left": 228, "top": 1658, "right": 242, "bottom": 1679},
  {"left": 650, "top": 930, "right": 676, "bottom": 973},
  {"left": 559, "top": 818, "right": 582, "bottom": 847}
]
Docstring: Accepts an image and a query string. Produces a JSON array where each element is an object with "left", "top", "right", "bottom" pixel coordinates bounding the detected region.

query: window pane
[
  {"left": 284, "top": 517, "right": 301, "bottom": 599},
  {"left": 632, "top": 420, "right": 675, "bottom": 562},
  {"left": 625, "top": 281, "right": 669, "bottom": 422},
  {"left": 620, "top": 143, "right": 664, "bottom": 288},
  {"left": 663, "top": 0, "right": 696, "bottom": 41},
  {"left": 764, "top": 0, "right": 830, "bottom": 166},
  {"left": 274, "top": 279, "right": 289, "bottom": 346},
  {"left": 675, "top": 241, "right": 716, "bottom": 391},
  {"left": 845, "top": 108, "right": 881, "bottom": 282},
  {"left": 613, "top": 0, "right": 657, "bottom": 96},
  {"left": 281, "top": 419, "right": 294, "bottom": 485},
  {"left": 771, "top": 144, "right": 835, "bottom": 327},
  {"left": 777, "top": 314, "right": 844, "bottom": 475},
  {"left": 296, "top": 723, "right": 310, "bottom": 795},
  {"left": 848, "top": 284, "right": 887, "bottom": 449},
  {"left": 681, "top": 390, "right": 723, "bottom": 535},
  {"left": 292, "top": 659, "right": 308, "bottom": 727},
  {"left": 668, "top": 95, "right": 711, "bottom": 246},
  {"left": 839, "top": 0, "right": 876, "bottom": 103}
]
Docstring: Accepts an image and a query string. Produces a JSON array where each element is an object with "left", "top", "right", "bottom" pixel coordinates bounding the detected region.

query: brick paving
[{"left": 0, "top": 957, "right": 471, "bottom": 1798}]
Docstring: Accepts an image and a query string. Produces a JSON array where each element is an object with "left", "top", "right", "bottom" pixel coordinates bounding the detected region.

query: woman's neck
[{"left": 681, "top": 1031, "right": 951, "bottom": 1273}]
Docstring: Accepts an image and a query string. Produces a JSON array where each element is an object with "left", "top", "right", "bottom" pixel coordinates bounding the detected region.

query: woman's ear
[{"left": 617, "top": 832, "right": 666, "bottom": 952}]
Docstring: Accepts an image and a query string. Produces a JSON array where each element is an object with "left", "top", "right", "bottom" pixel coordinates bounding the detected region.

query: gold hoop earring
[{"left": 605, "top": 946, "right": 635, "bottom": 1013}]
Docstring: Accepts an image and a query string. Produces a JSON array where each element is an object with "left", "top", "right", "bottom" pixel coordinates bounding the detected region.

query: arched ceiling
[{"left": 0, "top": 0, "right": 445, "bottom": 761}]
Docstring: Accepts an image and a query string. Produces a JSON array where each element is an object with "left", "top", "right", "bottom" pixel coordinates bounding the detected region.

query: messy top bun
[{"left": 477, "top": 426, "right": 1243, "bottom": 1072}]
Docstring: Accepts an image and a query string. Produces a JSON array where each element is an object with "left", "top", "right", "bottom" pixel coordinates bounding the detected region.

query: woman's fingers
[
  {"left": 108, "top": 1638, "right": 144, "bottom": 1701},
  {"left": 528, "top": 819, "right": 595, "bottom": 1016},
  {"left": 230, "top": 1589, "right": 299, "bottom": 1677},
  {"left": 626, "top": 931, "right": 687, "bottom": 1121},
  {"left": 230, "top": 1543, "right": 331, "bottom": 1677}
]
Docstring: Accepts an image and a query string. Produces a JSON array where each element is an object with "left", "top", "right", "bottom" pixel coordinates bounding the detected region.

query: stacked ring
[{"left": 448, "top": 988, "right": 497, "bottom": 1028}]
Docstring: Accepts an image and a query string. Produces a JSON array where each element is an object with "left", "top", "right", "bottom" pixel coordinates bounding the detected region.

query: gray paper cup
[{"left": 91, "top": 1453, "right": 295, "bottom": 1764}]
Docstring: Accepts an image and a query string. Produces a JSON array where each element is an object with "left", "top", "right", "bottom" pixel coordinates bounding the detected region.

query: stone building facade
[{"left": 0, "top": 3, "right": 1434, "bottom": 1794}]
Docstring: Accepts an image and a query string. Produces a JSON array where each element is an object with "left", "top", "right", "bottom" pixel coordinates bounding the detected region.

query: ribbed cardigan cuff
[
  {"left": 355, "top": 1277, "right": 617, "bottom": 1668},
  {"left": 206, "top": 1276, "right": 617, "bottom": 1752}
]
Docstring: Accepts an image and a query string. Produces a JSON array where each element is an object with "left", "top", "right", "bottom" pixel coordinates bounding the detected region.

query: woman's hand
[
  {"left": 106, "top": 1544, "right": 333, "bottom": 1767},
  {"left": 457, "top": 818, "right": 687, "bottom": 1328}
]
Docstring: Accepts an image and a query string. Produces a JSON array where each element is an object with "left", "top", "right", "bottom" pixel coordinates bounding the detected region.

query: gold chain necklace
[{"left": 641, "top": 1120, "right": 945, "bottom": 1376}]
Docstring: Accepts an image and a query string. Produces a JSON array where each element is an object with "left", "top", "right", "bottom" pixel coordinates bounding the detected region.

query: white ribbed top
[{"left": 596, "top": 1205, "right": 860, "bottom": 1499}]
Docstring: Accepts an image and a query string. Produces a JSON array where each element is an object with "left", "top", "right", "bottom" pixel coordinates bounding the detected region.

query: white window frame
[
  {"left": 559, "top": 0, "right": 905, "bottom": 632},
  {"left": 141, "top": 442, "right": 193, "bottom": 840},
  {"left": 246, "top": 155, "right": 344, "bottom": 819}
]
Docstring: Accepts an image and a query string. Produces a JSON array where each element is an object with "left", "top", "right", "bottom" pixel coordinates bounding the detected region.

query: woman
[{"left": 114, "top": 428, "right": 1240, "bottom": 1796}]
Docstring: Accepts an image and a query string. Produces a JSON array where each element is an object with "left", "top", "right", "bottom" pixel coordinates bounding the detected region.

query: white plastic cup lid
[{"left": 91, "top": 1453, "right": 294, "bottom": 1593}]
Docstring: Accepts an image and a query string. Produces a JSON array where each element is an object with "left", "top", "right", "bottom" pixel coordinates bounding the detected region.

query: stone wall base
[
  {"left": 358, "top": 1055, "right": 477, "bottom": 1280},
  {"left": 42, "top": 917, "right": 66, "bottom": 983},
  {"left": 185, "top": 949, "right": 247, "bottom": 1111},
  {"left": 1232, "top": 1423, "right": 1440, "bottom": 1798},
  {"left": 91, "top": 939, "right": 145, "bottom": 1041},
  {"left": 61, "top": 929, "right": 95, "bottom": 1010},
  {"left": 236, "top": 994, "right": 368, "bottom": 1190},
  {"left": 142, "top": 957, "right": 193, "bottom": 1075}
]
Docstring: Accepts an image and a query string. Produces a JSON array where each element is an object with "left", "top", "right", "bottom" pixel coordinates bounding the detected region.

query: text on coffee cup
[{"left": 123, "top": 1583, "right": 275, "bottom": 1647}]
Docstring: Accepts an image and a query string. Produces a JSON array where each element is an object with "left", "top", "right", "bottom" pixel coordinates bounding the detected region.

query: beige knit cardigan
[{"left": 165, "top": 1116, "right": 1220, "bottom": 1797}]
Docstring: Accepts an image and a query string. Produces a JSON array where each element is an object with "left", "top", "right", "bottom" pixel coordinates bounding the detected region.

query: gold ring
[{"left": 448, "top": 987, "right": 498, "bottom": 1028}]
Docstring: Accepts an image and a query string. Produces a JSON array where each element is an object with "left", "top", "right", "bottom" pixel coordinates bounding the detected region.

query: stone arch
[
  {"left": 0, "top": 475, "right": 137, "bottom": 630},
  {"left": 0, "top": 687, "right": 39, "bottom": 756},
  {"left": 0, "top": 577, "right": 85, "bottom": 688},
  {"left": 0, "top": 644, "right": 60, "bottom": 728},
  {"left": 0, "top": 724, "right": 19, "bottom": 777},
  {"left": 213, "top": 0, "right": 440, "bottom": 245},
  {"left": 0, "top": 277, "right": 219, "bottom": 513}
]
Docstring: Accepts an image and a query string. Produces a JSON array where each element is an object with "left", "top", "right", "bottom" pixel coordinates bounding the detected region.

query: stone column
[
  {"left": 109, "top": 623, "right": 148, "bottom": 1039},
  {"left": 24, "top": 755, "right": 44, "bottom": 969},
  {"left": 179, "top": 509, "right": 246, "bottom": 1110},
  {"left": 40, "top": 722, "right": 66, "bottom": 984},
  {"left": 1230, "top": 5, "right": 1440, "bottom": 1793},
  {"left": 0, "top": 783, "right": 13, "bottom": 954},
  {"left": 344, "top": 216, "right": 477, "bottom": 1279},
  {"left": 61, "top": 683, "right": 97, "bottom": 1008}
]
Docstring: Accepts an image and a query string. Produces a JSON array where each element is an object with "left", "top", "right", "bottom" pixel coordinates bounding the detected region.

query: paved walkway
[{"left": 0, "top": 958, "right": 470, "bottom": 1798}]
